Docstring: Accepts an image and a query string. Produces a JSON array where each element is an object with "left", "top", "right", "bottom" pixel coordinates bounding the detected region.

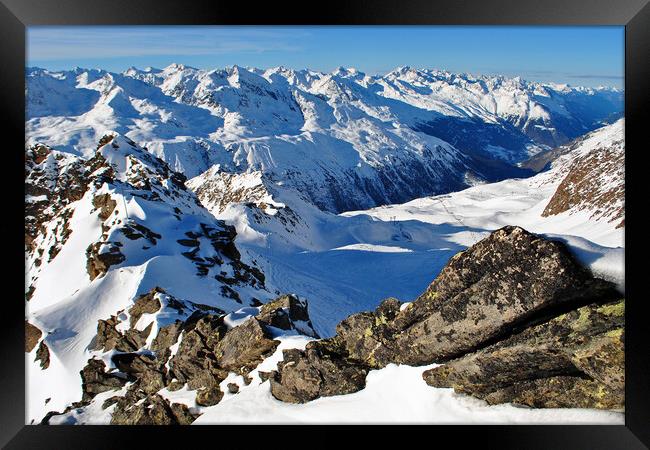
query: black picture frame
[{"left": 2, "top": 0, "right": 648, "bottom": 447}]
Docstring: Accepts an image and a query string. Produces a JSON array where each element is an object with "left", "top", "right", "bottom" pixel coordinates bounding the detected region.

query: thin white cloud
[{"left": 27, "top": 26, "right": 308, "bottom": 60}]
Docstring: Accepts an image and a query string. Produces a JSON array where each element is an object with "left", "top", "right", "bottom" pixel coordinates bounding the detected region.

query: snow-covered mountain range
[
  {"left": 26, "top": 64, "right": 622, "bottom": 213},
  {"left": 189, "top": 119, "right": 624, "bottom": 335},
  {"left": 25, "top": 64, "right": 625, "bottom": 425}
]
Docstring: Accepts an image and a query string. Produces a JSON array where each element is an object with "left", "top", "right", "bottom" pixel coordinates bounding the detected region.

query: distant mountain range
[{"left": 26, "top": 64, "right": 622, "bottom": 213}]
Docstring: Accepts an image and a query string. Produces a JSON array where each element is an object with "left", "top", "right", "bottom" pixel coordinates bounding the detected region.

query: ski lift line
[{"left": 434, "top": 196, "right": 481, "bottom": 245}]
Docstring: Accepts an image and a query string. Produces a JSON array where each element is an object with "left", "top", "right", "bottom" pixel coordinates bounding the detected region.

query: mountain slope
[
  {"left": 540, "top": 121, "right": 624, "bottom": 228},
  {"left": 25, "top": 134, "right": 278, "bottom": 423},
  {"left": 185, "top": 120, "right": 624, "bottom": 340},
  {"left": 26, "top": 65, "right": 621, "bottom": 213}
]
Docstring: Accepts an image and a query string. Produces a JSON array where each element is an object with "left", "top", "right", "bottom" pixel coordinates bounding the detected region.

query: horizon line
[{"left": 25, "top": 63, "right": 624, "bottom": 91}]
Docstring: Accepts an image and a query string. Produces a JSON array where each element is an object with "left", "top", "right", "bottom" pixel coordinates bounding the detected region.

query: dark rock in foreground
[
  {"left": 80, "top": 359, "right": 128, "bottom": 403},
  {"left": 44, "top": 291, "right": 318, "bottom": 423},
  {"left": 110, "top": 393, "right": 196, "bottom": 425},
  {"left": 270, "top": 226, "right": 621, "bottom": 405},
  {"left": 215, "top": 318, "right": 279, "bottom": 373},
  {"left": 423, "top": 299, "right": 624, "bottom": 409},
  {"left": 270, "top": 340, "right": 369, "bottom": 403},
  {"left": 195, "top": 387, "right": 224, "bottom": 406}
]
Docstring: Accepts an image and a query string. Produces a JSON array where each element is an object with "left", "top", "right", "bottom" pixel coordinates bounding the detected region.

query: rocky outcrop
[
  {"left": 25, "top": 321, "right": 42, "bottom": 352},
  {"left": 215, "top": 318, "right": 279, "bottom": 373},
  {"left": 110, "top": 393, "right": 197, "bottom": 425},
  {"left": 423, "top": 299, "right": 624, "bottom": 409},
  {"left": 93, "top": 314, "right": 153, "bottom": 353},
  {"left": 542, "top": 130, "right": 624, "bottom": 228},
  {"left": 35, "top": 341, "right": 50, "bottom": 369},
  {"left": 168, "top": 314, "right": 229, "bottom": 390},
  {"left": 92, "top": 193, "right": 117, "bottom": 221},
  {"left": 179, "top": 222, "right": 266, "bottom": 300},
  {"left": 270, "top": 340, "right": 369, "bottom": 403},
  {"left": 270, "top": 226, "right": 621, "bottom": 405},
  {"left": 257, "top": 294, "right": 319, "bottom": 337},
  {"left": 111, "top": 353, "right": 166, "bottom": 395},
  {"left": 85, "top": 241, "right": 126, "bottom": 280},
  {"left": 80, "top": 359, "right": 128, "bottom": 403},
  {"left": 128, "top": 288, "right": 162, "bottom": 327},
  {"left": 48, "top": 292, "right": 314, "bottom": 423}
]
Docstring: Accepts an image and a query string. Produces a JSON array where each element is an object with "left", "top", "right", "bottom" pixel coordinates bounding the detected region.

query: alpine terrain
[{"left": 25, "top": 64, "right": 624, "bottom": 425}]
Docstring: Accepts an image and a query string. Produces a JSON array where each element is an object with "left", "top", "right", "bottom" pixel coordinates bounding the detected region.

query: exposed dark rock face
[
  {"left": 270, "top": 226, "right": 621, "bottom": 405},
  {"left": 542, "top": 139, "right": 624, "bottom": 228},
  {"left": 178, "top": 221, "right": 266, "bottom": 292},
  {"left": 423, "top": 299, "right": 624, "bottom": 409},
  {"left": 168, "top": 314, "right": 229, "bottom": 390},
  {"left": 81, "top": 295, "right": 300, "bottom": 420},
  {"left": 129, "top": 288, "right": 163, "bottom": 327},
  {"left": 111, "top": 353, "right": 166, "bottom": 395},
  {"left": 270, "top": 340, "right": 369, "bottom": 404},
  {"left": 121, "top": 221, "right": 162, "bottom": 245},
  {"left": 77, "top": 293, "right": 312, "bottom": 420},
  {"left": 195, "top": 387, "right": 224, "bottom": 406},
  {"left": 215, "top": 318, "right": 279, "bottom": 373},
  {"left": 93, "top": 313, "right": 153, "bottom": 353},
  {"left": 85, "top": 241, "right": 126, "bottom": 280},
  {"left": 92, "top": 193, "right": 117, "bottom": 220},
  {"left": 25, "top": 321, "right": 42, "bottom": 352},
  {"left": 110, "top": 393, "right": 196, "bottom": 425},
  {"left": 35, "top": 341, "right": 50, "bottom": 369},
  {"left": 257, "top": 294, "right": 319, "bottom": 337},
  {"left": 382, "top": 226, "right": 618, "bottom": 364},
  {"left": 80, "top": 359, "right": 128, "bottom": 403},
  {"left": 25, "top": 146, "right": 105, "bottom": 300}
]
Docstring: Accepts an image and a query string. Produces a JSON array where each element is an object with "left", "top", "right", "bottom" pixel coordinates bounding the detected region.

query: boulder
[
  {"left": 195, "top": 386, "right": 224, "bottom": 406},
  {"left": 86, "top": 242, "right": 126, "bottom": 280},
  {"left": 257, "top": 294, "right": 319, "bottom": 337},
  {"left": 389, "top": 226, "right": 618, "bottom": 364},
  {"left": 128, "top": 288, "right": 163, "bottom": 327},
  {"left": 110, "top": 393, "right": 197, "bottom": 425},
  {"left": 92, "top": 193, "right": 117, "bottom": 221},
  {"left": 215, "top": 318, "right": 279, "bottom": 373},
  {"left": 333, "top": 297, "right": 402, "bottom": 368},
  {"left": 80, "top": 359, "right": 128, "bottom": 402},
  {"left": 111, "top": 353, "right": 166, "bottom": 394},
  {"left": 270, "top": 226, "right": 621, "bottom": 404},
  {"left": 422, "top": 299, "right": 624, "bottom": 409},
  {"left": 270, "top": 340, "right": 369, "bottom": 403},
  {"left": 151, "top": 321, "right": 183, "bottom": 358},
  {"left": 93, "top": 315, "right": 150, "bottom": 353},
  {"left": 168, "top": 314, "right": 229, "bottom": 389}
]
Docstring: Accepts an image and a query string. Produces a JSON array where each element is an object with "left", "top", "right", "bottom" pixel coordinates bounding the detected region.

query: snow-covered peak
[{"left": 27, "top": 63, "right": 622, "bottom": 212}]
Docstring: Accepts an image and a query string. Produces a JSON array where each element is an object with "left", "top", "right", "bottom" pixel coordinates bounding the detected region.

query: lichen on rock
[{"left": 269, "top": 226, "right": 622, "bottom": 406}]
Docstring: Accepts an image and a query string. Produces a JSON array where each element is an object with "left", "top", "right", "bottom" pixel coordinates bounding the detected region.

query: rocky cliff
[
  {"left": 28, "top": 220, "right": 624, "bottom": 422},
  {"left": 269, "top": 226, "right": 623, "bottom": 410}
]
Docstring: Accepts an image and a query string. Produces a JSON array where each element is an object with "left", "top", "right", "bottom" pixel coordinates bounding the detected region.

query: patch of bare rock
[{"left": 269, "top": 226, "right": 624, "bottom": 410}]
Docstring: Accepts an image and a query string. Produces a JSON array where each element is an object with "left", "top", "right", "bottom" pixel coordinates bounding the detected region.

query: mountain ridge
[{"left": 27, "top": 64, "right": 622, "bottom": 213}]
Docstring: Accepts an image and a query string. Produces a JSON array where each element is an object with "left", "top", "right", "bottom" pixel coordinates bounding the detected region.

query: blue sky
[{"left": 27, "top": 26, "right": 624, "bottom": 88}]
